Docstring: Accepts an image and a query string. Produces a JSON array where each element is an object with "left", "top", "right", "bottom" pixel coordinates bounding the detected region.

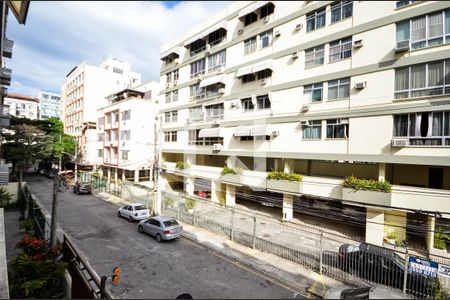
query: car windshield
[
  {"left": 163, "top": 220, "right": 178, "bottom": 227},
  {"left": 341, "top": 287, "right": 371, "bottom": 299},
  {"left": 134, "top": 205, "right": 147, "bottom": 211}
]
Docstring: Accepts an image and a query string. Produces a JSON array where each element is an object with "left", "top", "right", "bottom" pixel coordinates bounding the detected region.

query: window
[
  {"left": 304, "top": 83, "right": 323, "bottom": 103},
  {"left": 166, "top": 72, "right": 172, "bottom": 84},
  {"left": 331, "top": 1, "right": 353, "bottom": 23},
  {"left": 326, "top": 119, "right": 348, "bottom": 138},
  {"left": 165, "top": 93, "right": 171, "bottom": 103},
  {"left": 244, "top": 37, "right": 257, "bottom": 55},
  {"left": 205, "top": 137, "right": 224, "bottom": 146},
  {"left": 204, "top": 103, "right": 224, "bottom": 121},
  {"left": 190, "top": 84, "right": 206, "bottom": 100},
  {"left": 305, "top": 45, "right": 325, "bottom": 68},
  {"left": 173, "top": 70, "right": 179, "bottom": 83},
  {"left": 257, "top": 69, "right": 272, "bottom": 80},
  {"left": 306, "top": 8, "right": 326, "bottom": 32},
  {"left": 329, "top": 37, "right": 352, "bottom": 62},
  {"left": 303, "top": 120, "right": 322, "bottom": 139},
  {"left": 208, "top": 28, "right": 226, "bottom": 46},
  {"left": 241, "top": 97, "right": 255, "bottom": 111},
  {"left": 244, "top": 12, "right": 258, "bottom": 26},
  {"left": 97, "top": 133, "right": 104, "bottom": 142},
  {"left": 259, "top": 30, "right": 273, "bottom": 49},
  {"left": 190, "top": 58, "right": 206, "bottom": 78},
  {"left": 122, "top": 110, "right": 131, "bottom": 121},
  {"left": 190, "top": 39, "right": 206, "bottom": 56},
  {"left": 164, "top": 131, "right": 178, "bottom": 142},
  {"left": 242, "top": 73, "right": 256, "bottom": 83},
  {"left": 121, "top": 130, "right": 131, "bottom": 140},
  {"left": 396, "top": 1, "right": 417, "bottom": 8},
  {"left": 98, "top": 117, "right": 104, "bottom": 127},
  {"left": 393, "top": 111, "right": 450, "bottom": 146},
  {"left": 189, "top": 129, "right": 203, "bottom": 145},
  {"left": 164, "top": 132, "right": 170, "bottom": 142},
  {"left": 205, "top": 83, "right": 225, "bottom": 98},
  {"left": 165, "top": 111, "right": 178, "bottom": 123},
  {"left": 256, "top": 95, "right": 271, "bottom": 109},
  {"left": 113, "top": 67, "right": 123, "bottom": 75},
  {"left": 171, "top": 131, "right": 177, "bottom": 142},
  {"left": 396, "top": 11, "right": 450, "bottom": 50},
  {"left": 394, "top": 59, "right": 450, "bottom": 99},
  {"left": 172, "top": 90, "right": 178, "bottom": 102},
  {"left": 98, "top": 149, "right": 103, "bottom": 158},
  {"left": 208, "top": 50, "right": 226, "bottom": 71},
  {"left": 121, "top": 150, "right": 129, "bottom": 160},
  {"left": 260, "top": 2, "right": 275, "bottom": 18},
  {"left": 172, "top": 111, "right": 178, "bottom": 122},
  {"left": 328, "top": 78, "right": 350, "bottom": 100},
  {"left": 189, "top": 106, "right": 204, "bottom": 122}
]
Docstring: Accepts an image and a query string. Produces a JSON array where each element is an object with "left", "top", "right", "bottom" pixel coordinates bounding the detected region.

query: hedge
[
  {"left": 267, "top": 171, "right": 303, "bottom": 181},
  {"left": 343, "top": 175, "right": 392, "bottom": 192}
]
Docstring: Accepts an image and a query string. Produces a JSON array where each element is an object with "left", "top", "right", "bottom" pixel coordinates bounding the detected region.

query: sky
[{"left": 6, "top": 1, "right": 232, "bottom": 97}]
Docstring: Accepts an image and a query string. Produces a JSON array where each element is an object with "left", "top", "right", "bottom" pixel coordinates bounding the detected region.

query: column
[
  {"left": 378, "top": 163, "right": 386, "bottom": 181},
  {"left": 426, "top": 216, "right": 436, "bottom": 252},
  {"left": 225, "top": 184, "right": 236, "bottom": 207},
  {"left": 282, "top": 194, "right": 293, "bottom": 221},
  {"left": 114, "top": 168, "right": 118, "bottom": 183},
  {"left": 283, "top": 159, "right": 294, "bottom": 173},
  {"left": 185, "top": 154, "right": 195, "bottom": 166},
  {"left": 121, "top": 170, "right": 125, "bottom": 181},
  {"left": 107, "top": 168, "right": 111, "bottom": 182},
  {"left": 185, "top": 176, "right": 194, "bottom": 196},
  {"left": 211, "top": 180, "right": 221, "bottom": 204},
  {"left": 134, "top": 170, "right": 139, "bottom": 183},
  {"left": 365, "top": 208, "right": 385, "bottom": 246}
]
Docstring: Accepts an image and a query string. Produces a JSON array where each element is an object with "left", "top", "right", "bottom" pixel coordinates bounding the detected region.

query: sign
[
  {"left": 409, "top": 257, "right": 438, "bottom": 278},
  {"left": 438, "top": 264, "right": 450, "bottom": 278}
]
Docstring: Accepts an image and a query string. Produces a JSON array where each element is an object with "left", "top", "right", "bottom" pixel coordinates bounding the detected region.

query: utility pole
[
  {"left": 50, "top": 174, "right": 58, "bottom": 247},
  {"left": 74, "top": 139, "right": 78, "bottom": 183}
]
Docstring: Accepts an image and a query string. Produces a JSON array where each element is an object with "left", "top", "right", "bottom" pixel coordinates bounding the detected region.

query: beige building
[
  {"left": 4, "top": 92, "right": 39, "bottom": 119},
  {"left": 61, "top": 55, "right": 141, "bottom": 164},
  {"left": 158, "top": 1, "right": 450, "bottom": 253}
]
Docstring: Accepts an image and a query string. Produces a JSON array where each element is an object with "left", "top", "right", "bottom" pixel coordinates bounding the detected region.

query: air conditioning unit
[
  {"left": 395, "top": 40, "right": 410, "bottom": 52},
  {"left": 295, "top": 23, "right": 303, "bottom": 31},
  {"left": 353, "top": 39, "right": 363, "bottom": 48},
  {"left": 271, "top": 131, "right": 279, "bottom": 137},
  {"left": 173, "top": 58, "right": 180, "bottom": 64},
  {"left": 301, "top": 105, "right": 310, "bottom": 112},
  {"left": 263, "top": 16, "right": 270, "bottom": 23},
  {"left": 274, "top": 30, "right": 281, "bottom": 37},
  {"left": 213, "top": 144, "right": 223, "bottom": 150},
  {"left": 391, "top": 138, "right": 408, "bottom": 147},
  {"left": 340, "top": 118, "right": 349, "bottom": 124},
  {"left": 218, "top": 88, "right": 225, "bottom": 94},
  {"left": 238, "top": 29, "right": 244, "bottom": 35},
  {"left": 260, "top": 78, "right": 267, "bottom": 85},
  {"left": 300, "top": 120, "right": 310, "bottom": 126},
  {"left": 354, "top": 82, "right": 367, "bottom": 89},
  {"left": 291, "top": 52, "right": 299, "bottom": 59}
]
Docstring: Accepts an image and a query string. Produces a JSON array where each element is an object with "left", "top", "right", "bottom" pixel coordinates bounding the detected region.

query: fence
[{"left": 161, "top": 190, "right": 449, "bottom": 299}]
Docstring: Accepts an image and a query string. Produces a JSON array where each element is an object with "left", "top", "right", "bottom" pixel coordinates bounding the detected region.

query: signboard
[
  {"left": 409, "top": 257, "right": 438, "bottom": 278},
  {"left": 438, "top": 264, "right": 450, "bottom": 279}
]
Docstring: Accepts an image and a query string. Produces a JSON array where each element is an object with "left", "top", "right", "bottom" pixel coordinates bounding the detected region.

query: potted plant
[
  {"left": 184, "top": 197, "right": 197, "bottom": 213},
  {"left": 385, "top": 230, "right": 398, "bottom": 245},
  {"left": 176, "top": 161, "right": 190, "bottom": 170},
  {"left": 164, "top": 197, "right": 175, "bottom": 209},
  {"left": 220, "top": 197, "right": 226, "bottom": 208}
]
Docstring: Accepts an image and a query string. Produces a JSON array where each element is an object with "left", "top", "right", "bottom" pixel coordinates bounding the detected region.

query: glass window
[
  {"left": 331, "top": 1, "right": 353, "bottom": 23},
  {"left": 171, "top": 131, "right": 178, "bottom": 142},
  {"left": 256, "top": 95, "right": 271, "bottom": 109},
  {"left": 98, "top": 149, "right": 103, "bottom": 157},
  {"left": 303, "top": 120, "right": 322, "bottom": 140},
  {"left": 306, "top": 8, "right": 325, "bottom": 32},
  {"left": 208, "top": 50, "right": 226, "bottom": 71},
  {"left": 166, "top": 72, "right": 172, "bottom": 84},
  {"left": 328, "top": 78, "right": 350, "bottom": 100},
  {"left": 164, "top": 112, "right": 171, "bottom": 123},
  {"left": 165, "top": 93, "right": 171, "bottom": 103},
  {"left": 121, "top": 130, "right": 131, "bottom": 140},
  {"left": 164, "top": 132, "right": 170, "bottom": 142},
  {"left": 190, "top": 39, "right": 206, "bottom": 56},
  {"left": 190, "top": 58, "right": 206, "bottom": 78},
  {"left": 97, "top": 133, "right": 104, "bottom": 142},
  {"left": 204, "top": 103, "right": 224, "bottom": 121},
  {"left": 257, "top": 69, "right": 272, "bottom": 80},
  {"left": 259, "top": 30, "right": 273, "bottom": 49},
  {"left": 189, "top": 106, "right": 204, "bottom": 122},
  {"left": 244, "top": 12, "right": 258, "bottom": 26},
  {"left": 260, "top": 2, "right": 275, "bottom": 18},
  {"left": 172, "top": 111, "right": 178, "bottom": 123},
  {"left": 241, "top": 97, "right": 255, "bottom": 111},
  {"left": 172, "top": 90, "right": 178, "bottom": 102},
  {"left": 393, "top": 115, "right": 408, "bottom": 136},
  {"left": 190, "top": 84, "right": 206, "bottom": 100},
  {"left": 244, "top": 37, "right": 257, "bottom": 55},
  {"left": 242, "top": 73, "right": 256, "bottom": 83},
  {"left": 121, "top": 150, "right": 129, "bottom": 160},
  {"left": 304, "top": 83, "right": 323, "bottom": 103},
  {"left": 329, "top": 37, "right": 352, "bottom": 62},
  {"left": 305, "top": 45, "right": 325, "bottom": 68},
  {"left": 396, "top": 21, "right": 410, "bottom": 44},
  {"left": 326, "top": 119, "right": 348, "bottom": 138},
  {"left": 208, "top": 28, "right": 226, "bottom": 46},
  {"left": 173, "top": 70, "right": 179, "bottom": 82}
]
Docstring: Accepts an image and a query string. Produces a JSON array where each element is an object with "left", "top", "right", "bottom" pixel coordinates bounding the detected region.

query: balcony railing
[
  {"left": 205, "top": 111, "right": 224, "bottom": 122},
  {"left": 3, "top": 38, "right": 13, "bottom": 59}
]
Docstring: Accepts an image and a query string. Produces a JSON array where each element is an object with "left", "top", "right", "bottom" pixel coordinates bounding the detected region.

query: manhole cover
[{"left": 262, "top": 234, "right": 271, "bottom": 238}]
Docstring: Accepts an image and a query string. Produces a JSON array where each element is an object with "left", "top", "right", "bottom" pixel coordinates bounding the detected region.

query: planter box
[
  {"left": 220, "top": 174, "right": 242, "bottom": 185},
  {"left": 266, "top": 179, "right": 302, "bottom": 194},
  {"left": 342, "top": 187, "right": 392, "bottom": 206}
]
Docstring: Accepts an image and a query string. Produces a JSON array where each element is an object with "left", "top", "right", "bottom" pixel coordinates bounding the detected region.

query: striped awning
[
  {"left": 237, "top": 1, "right": 271, "bottom": 19},
  {"left": 198, "top": 128, "right": 223, "bottom": 138},
  {"left": 251, "top": 124, "right": 271, "bottom": 136},
  {"left": 236, "top": 65, "right": 254, "bottom": 78},
  {"left": 183, "top": 34, "right": 203, "bottom": 47},
  {"left": 233, "top": 126, "right": 252, "bottom": 137},
  {"left": 199, "top": 20, "right": 227, "bottom": 39},
  {"left": 236, "top": 60, "right": 273, "bottom": 78},
  {"left": 199, "top": 75, "right": 225, "bottom": 88}
]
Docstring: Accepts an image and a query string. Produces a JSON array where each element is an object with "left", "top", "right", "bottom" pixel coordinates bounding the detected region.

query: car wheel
[
  {"left": 156, "top": 234, "right": 162, "bottom": 242},
  {"left": 118, "top": 211, "right": 121, "bottom": 218},
  {"left": 129, "top": 216, "right": 133, "bottom": 223},
  {"left": 138, "top": 225, "right": 144, "bottom": 233}
]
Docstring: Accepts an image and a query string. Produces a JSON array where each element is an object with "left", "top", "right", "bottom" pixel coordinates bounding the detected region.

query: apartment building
[
  {"left": 38, "top": 90, "right": 61, "bottom": 120},
  {"left": 96, "top": 81, "right": 160, "bottom": 184},
  {"left": 61, "top": 55, "right": 141, "bottom": 164},
  {"left": 4, "top": 92, "right": 39, "bottom": 119},
  {"left": 158, "top": 1, "right": 450, "bottom": 253}
]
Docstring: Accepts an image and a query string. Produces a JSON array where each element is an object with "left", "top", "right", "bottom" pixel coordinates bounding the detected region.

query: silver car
[
  {"left": 138, "top": 216, "right": 183, "bottom": 242},
  {"left": 118, "top": 203, "right": 150, "bottom": 222},
  {"left": 324, "top": 286, "right": 409, "bottom": 299}
]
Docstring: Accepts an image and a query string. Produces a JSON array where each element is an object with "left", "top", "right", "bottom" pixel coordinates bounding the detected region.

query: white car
[{"left": 118, "top": 203, "right": 150, "bottom": 222}]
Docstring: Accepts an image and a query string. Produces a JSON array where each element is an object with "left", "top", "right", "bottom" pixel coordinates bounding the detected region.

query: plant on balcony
[
  {"left": 184, "top": 197, "right": 197, "bottom": 211},
  {"left": 343, "top": 175, "right": 392, "bottom": 193},
  {"left": 385, "top": 230, "right": 398, "bottom": 245},
  {"left": 164, "top": 197, "right": 175, "bottom": 208},
  {"left": 434, "top": 227, "right": 450, "bottom": 250},
  {"left": 221, "top": 166, "right": 242, "bottom": 176},
  {"left": 0, "top": 187, "right": 12, "bottom": 208},
  {"left": 267, "top": 171, "right": 303, "bottom": 181},
  {"left": 176, "top": 161, "right": 190, "bottom": 170}
]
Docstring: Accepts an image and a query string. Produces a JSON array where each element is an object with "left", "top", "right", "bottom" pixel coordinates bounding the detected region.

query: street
[{"left": 25, "top": 175, "right": 301, "bottom": 299}]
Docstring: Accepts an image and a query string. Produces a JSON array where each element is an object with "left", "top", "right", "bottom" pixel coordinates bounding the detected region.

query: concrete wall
[{"left": 0, "top": 209, "right": 9, "bottom": 299}]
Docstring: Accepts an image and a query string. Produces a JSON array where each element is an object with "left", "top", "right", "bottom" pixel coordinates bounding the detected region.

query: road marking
[{"left": 181, "top": 236, "right": 310, "bottom": 298}]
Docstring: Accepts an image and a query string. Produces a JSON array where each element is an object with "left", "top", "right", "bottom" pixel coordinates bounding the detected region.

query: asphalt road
[{"left": 26, "top": 175, "right": 301, "bottom": 299}]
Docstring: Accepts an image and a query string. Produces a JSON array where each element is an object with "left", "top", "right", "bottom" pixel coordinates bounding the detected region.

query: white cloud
[{"left": 6, "top": 1, "right": 232, "bottom": 96}]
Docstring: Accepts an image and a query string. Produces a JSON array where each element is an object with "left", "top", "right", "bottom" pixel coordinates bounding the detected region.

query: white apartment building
[
  {"left": 96, "top": 81, "right": 160, "bottom": 184},
  {"left": 38, "top": 90, "right": 62, "bottom": 120},
  {"left": 61, "top": 55, "right": 141, "bottom": 164},
  {"left": 4, "top": 92, "right": 39, "bottom": 119},
  {"left": 159, "top": 1, "right": 450, "bottom": 253}
]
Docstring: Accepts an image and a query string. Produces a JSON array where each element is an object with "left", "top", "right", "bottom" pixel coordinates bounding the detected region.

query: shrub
[
  {"left": 176, "top": 161, "right": 189, "bottom": 170},
  {"left": 434, "top": 227, "right": 450, "bottom": 250},
  {"left": 184, "top": 197, "right": 197, "bottom": 210},
  {"left": 267, "top": 171, "right": 303, "bottom": 181},
  {"left": 0, "top": 187, "right": 12, "bottom": 208},
  {"left": 20, "top": 218, "right": 34, "bottom": 234},
  {"left": 164, "top": 197, "right": 175, "bottom": 207},
  {"left": 434, "top": 239, "right": 446, "bottom": 250},
  {"left": 343, "top": 175, "right": 392, "bottom": 193},
  {"left": 220, "top": 197, "right": 226, "bottom": 206},
  {"left": 221, "top": 166, "right": 242, "bottom": 176},
  {"left": 385, "top": 230, "right": 398, "bottom": 240}
]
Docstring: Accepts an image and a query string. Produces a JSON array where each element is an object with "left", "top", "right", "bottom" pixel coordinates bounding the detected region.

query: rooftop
[{"left": 5, "top": 93, "right": 39, "bottom": 103}]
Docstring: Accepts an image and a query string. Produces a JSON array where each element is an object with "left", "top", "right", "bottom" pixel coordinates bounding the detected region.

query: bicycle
[{"left": 57, "top": 175, "right": 69, "bottom": 192}]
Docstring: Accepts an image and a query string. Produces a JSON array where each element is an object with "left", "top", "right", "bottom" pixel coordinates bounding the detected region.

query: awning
[
  {"left": 160, "top": 48, "right": 180, "bottom": 60},
  {"left": 236, "top": 65, "right": 254, "bottom": 78},
  {"left": 252, "top": 60, "right": 273, "bottom": 73},
  {"left": 198, "top": 128, "right": 223, "bottom": 138},
  {"left": 251, "top": 124, "right": 271, "bottom": 136},
  {"left": 233, "top": 126, "right": 252, "bottom": 137},
  {"left": 199, "top": 75, "right": 225, "bottom": 88},
  {"left": 183, "top": 34, "right": 203, "bottom": 47},
  {"left": 238, "top": 1, "right": 270, "bottom": 19},
  {"left": 199, "top": 20, "right": 227, "bottom": 40}
]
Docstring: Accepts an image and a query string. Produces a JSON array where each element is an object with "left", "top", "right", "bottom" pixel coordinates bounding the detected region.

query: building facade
[
  {"left": 61, "top": 55, "right": 141, "bottom": 164},
  {"left": 96, "top": 81, "right": 160, "bottom": 185},
  {"left": 38, "top": 90, "right": 62, "bottom": 120},
  {"left": 159, "top": 1, "right": 450, "bottom": 253},
  {"left": 4, "top": 92, "right": 39, "bottom": 119}
]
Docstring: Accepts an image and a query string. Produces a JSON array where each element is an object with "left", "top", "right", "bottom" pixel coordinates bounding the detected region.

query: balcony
[
  {"left": 0, "top": 68, "right": 11, "bottom": 86},
  {"left": 3, "top": 38, "right": 13, "bottom": 59}
]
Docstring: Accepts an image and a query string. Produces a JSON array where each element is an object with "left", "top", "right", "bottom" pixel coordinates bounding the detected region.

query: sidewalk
[{"left": 94, "top": 190, "right": 348, "bottom": 297}]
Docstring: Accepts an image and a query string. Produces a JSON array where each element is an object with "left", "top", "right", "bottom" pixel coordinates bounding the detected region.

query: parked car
[
  {"left": 138, "top": 216, "right": 183, "bottom": 242},
  {"left": 73, "top": 181, "right": 92, "bottom": 195},
  {"left": 117, "top": 203, "right": 150, "bottom": 222},
  {"left": 324, "top": 286, "right": 409, "bottom": 299}
]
